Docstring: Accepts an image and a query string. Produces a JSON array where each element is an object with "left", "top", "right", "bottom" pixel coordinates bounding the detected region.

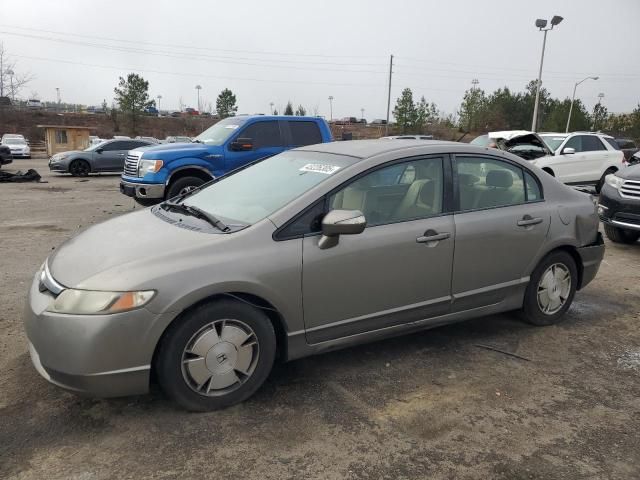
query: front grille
[
  {"left": 124, "top": 151, "right": 142, "bottom": 177},
  {"left": 620, "top": 179, "right": 640, "bottom": 199}
]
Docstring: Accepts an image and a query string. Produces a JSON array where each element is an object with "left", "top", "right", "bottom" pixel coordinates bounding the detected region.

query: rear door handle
[
  {"left": 416, "top": 231, "right": 450, "bottom": 244},
  {"left": 517, "top": 216, "right": 543, "bottom": 227}
]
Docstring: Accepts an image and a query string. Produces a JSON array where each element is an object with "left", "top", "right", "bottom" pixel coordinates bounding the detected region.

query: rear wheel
[
  {"left": 166, "top": 176, "right": 206, "bottom": 200},
  {"left": 521, "top": 251, "right": 577, "bottom": 326},
  {"left": 596, "top": 168, "right": 616, "bottom": 193},
  {"left": 69, "top": 159, "right": 90, "bottom": 177},
  {"left": 155, "top": 299, "right": 276, "bottom": 411},
  {"left": 604, "top": 223, "right": 640, "bottom": 244}
]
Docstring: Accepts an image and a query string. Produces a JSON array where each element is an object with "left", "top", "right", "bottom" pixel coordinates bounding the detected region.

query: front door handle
[
  {"left": 517, "top": 215, "right": 543, "bottom": 227},
  {"left": 416, "top": 230, "right": 450, "bottom": 244},
  {"left": 117, "top": 153, "right": 126, "bottom": 156}
]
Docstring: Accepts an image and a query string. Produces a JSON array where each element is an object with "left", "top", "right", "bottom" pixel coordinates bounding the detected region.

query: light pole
[
  {"left": 269, "top": 102, "right": 274, "bottom": 114},
  {"left": 328, "top": 96, "right": 334, "bottom": 121},
  {"left": 531, "top": 15, "right": 563, "bottom": 132},
  {"left": 195, "top": 85, "right": 202, "bottom": 111},
  {"left": 56, "top": 87, "right": 61, "bottom": 112},
  {"left": 157, "top": 94, "right": 162, "bottom": 112},
  {"left": 360, "top": 108, "right": 365, "bottom": 120},
  {"left": 565, "top": 76, "right": 598, "bottom": 133},
  {"left": 6, "top": 69, "right": 14, "bottom": 102}
]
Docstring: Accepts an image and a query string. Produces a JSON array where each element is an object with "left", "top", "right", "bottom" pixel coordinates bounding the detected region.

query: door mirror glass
[
  {"left": 562, "top": 147, "right": 575, "bottom": 155},
  {"left": 318, "top": 209, "right": 366, "bottom": 249},
  {"left": 230, "top": 138, "right": 254, "bottom": 151}
]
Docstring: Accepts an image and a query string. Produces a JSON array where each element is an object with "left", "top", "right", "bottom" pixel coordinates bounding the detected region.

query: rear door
[
  {"left": 451, "top": 155, "right": 550, "bottom": 311},
  {"left": 225, "top": 120, "right": 285, "bottom": 171},
  {"left": 579, "top": 135, "right": 610, "bottom": 182},
  {"left": 284, "top": 120, "right": 323, "bottom": 148}
]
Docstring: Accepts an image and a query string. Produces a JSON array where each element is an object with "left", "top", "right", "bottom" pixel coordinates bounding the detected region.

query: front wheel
[
  {"left": 166, "top": 176, "right": 205, "bottom": 200},
  {"left": 604, "top": 224, "right": 640, "bottom": 244},
  {"left": 155, "top": 300, "right": 276, "bottom": 411},
  {"left": 69, "top": 159, "right": 90, "bottom": 177},
  {"left": 521, "top": 251, "right": 578, "bottom": 326}
]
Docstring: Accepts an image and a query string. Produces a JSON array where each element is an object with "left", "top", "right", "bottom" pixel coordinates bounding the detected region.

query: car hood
[
  {"left": 488, "top": 131, "right": 553, "bottom": 159},
  {"left": 618, "top": 163, "right": 640, "bottom": 180},
  {"left": 48, "top": 209, "right": 226, "bottom": 289},
  {"left": 138, "top": 142, "right": 213, "bottom": 159}
]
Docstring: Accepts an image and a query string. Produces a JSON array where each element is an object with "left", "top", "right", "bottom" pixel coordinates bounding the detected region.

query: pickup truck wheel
[
  {"left": 596, "top": 168, "right": 616, "bottom": 193},
  {"left": 166, "top": 176, "right": 205, "bottom": 200},
  {"left": 155, "top": 299, "right": 276, "bottom": 411},
  {"left": 520, "top": 251, "right": 577, "bottom": 326},
  {"left": 69, "top": 159, "right": 90, "bottom": 177},
  {"left": 604, "top": 224, "right": 640, "bottom": 244}
]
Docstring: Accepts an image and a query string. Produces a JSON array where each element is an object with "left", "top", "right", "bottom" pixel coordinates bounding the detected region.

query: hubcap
[
  {"left": 537, "top": 263, "right": 571, "bottom": 315},
  {"left": 179, "top": 186, "right": 197, "bottom": 196},
  {"left": 181, "top": 319, "right": 259, "bottom": 396}
]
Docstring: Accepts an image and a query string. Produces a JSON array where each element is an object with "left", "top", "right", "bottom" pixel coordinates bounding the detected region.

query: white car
[
  {"left": 536, "top": 132, "right": 625, "bottom": 190},
  {"left": 2, "top": 137, "right": 31, "bottom": 158}
]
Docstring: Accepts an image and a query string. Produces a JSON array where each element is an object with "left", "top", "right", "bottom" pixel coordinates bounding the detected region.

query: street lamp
[
  {"left": 360, "top": 108, "right": 365, "bottom": 120},
  {"left": 565, "top": 76, "right": 598, "bottom": 133},
  {"left": 269, "top": 102, "right": 274, "bottom": 114},
  {"left": 531, "top": 15, "right": 563, "bottom": 132},
  {"left": 157, "top": 94, "right": 162, "bottom": 112},
  {"left": 328, "top": 96, "right": 334, "bottom": 121},
  {"left": 195, "top": 85, "right": 202, "bottom": 112}
]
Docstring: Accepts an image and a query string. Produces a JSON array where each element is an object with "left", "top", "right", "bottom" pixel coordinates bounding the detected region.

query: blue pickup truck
[{"left": 120, "top": 115, "right": 333, "bottom": 205}]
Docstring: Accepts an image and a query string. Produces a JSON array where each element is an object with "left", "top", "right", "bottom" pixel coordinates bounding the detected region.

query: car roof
[{"left": 296, "top": 139, "right": 463, "bottom": 159}]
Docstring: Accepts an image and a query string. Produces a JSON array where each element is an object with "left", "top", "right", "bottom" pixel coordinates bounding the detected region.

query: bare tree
[{"left": 0, "top": 42, "right": 33, "bottom": 100}]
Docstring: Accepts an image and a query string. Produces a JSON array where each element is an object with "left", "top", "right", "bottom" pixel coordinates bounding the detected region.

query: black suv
[{"left": 598, "top": 163, "right": 640, "bottom": 243}]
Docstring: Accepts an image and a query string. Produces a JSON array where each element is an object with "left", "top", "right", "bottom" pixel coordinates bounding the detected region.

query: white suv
[{"left": 536, "top": 132, "right": 625, "bottom": 191}]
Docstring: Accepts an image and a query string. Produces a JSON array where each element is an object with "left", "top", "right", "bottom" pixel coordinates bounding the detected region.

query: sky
[{"left": 1, "top": 0, "right": 639, "bottom": 120}]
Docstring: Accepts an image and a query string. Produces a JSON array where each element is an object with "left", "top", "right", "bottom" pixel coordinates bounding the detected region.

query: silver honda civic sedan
[{"left": 25, "top": 140, "right": 604, "bottom": 411}]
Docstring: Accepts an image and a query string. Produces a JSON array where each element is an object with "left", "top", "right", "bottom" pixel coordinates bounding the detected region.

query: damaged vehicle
[
  {"left": 25, "top": 140, "right": 604, "bottom": 411},
  {"left": 470, "top": 130, "right": 552, "bottom": 160}
]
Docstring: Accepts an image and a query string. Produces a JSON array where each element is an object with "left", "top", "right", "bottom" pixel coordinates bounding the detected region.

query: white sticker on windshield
[
  {"left": 224, "top": 125, "right": 240, "bottom": 129},
  {"left": 299, "top": 163, "right": 341, "bottom": 175}
]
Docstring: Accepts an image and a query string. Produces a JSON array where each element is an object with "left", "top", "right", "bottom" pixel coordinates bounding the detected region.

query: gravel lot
[{"left": 1, "top": 156, "right": 640, "bottom": 480}]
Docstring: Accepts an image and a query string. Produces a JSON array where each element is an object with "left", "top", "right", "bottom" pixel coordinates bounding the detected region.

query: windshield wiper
[{"left": 161, "top": 202, "right": 230, "bottom": 232}]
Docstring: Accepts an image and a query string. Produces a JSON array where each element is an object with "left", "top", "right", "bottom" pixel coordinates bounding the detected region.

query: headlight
[
  {"left": 47, "top": 289, "right": 155, "bottom": 315},
  {"left": 138, "top": 159, "right": 163, "bottom": 177},
  {"left": 604, "top": 174, "right": 624, "bottom": 190}
]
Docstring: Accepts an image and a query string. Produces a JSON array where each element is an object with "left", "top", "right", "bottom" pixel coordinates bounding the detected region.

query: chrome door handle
[
  {"left": 517, "top": 217, "right": 543, "bottom": 227},
  {"left": 416, "top": 231, "right": 450, "bottom": 244},
  {"left": 117, "top": 153, "right": 125, "bottom": 156}
]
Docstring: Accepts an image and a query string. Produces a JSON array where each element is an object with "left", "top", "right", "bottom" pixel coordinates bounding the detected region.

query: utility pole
[
  {"left": 195, "top": 85, "right": 202, "bottom": 111},
  {"left": 328, "top": 96, "right": 334, "bottom": 121},
  {"left": 157, "top": 94, "right": 162, "bottom": 113},
  {"left": 360, "top": 108, "right": 365, "bottom": 120},
  {"left": 269, "top": 102, "right": 274, "bottom": 114},
  {"left": 385, "top": 54, "right": 393, "bottom": 135},
  {"left": 56, "top": 87, "right": 61, "bottom": 112}
]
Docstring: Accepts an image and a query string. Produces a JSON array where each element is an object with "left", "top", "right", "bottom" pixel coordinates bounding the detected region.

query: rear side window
[
  {"left": 582, "top": 136, "right": 606, "bottom": 151},
  {"left": 103, "top": 141, "right": 127, "bottom": 151},
  {"left": 125, "top": 141, "right": 148, "bottom": 149},
  {"left": 456, "top": 157, "right": 525, "bottom": 211},
  {"left": 238, "top": 121, "right": 283, "bottom": 148},
  {"left": 288, "top": 121, "right": 322, "bottom": 146},
  {"left": 524, "top": 172, "right": 542, "bottom": 201}
]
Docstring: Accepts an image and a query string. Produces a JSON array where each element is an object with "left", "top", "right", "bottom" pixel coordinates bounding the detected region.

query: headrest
[
  {"left": 486, "top": 170, "right": 513, "bottom": 188},
  {"left": 418, "top": 180, "right": 434, "bottom": 204},
  {"left": 458, "top": 173, "right": 479, "bottom": 187}
]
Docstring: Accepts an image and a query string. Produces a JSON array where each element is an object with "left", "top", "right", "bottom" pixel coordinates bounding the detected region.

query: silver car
[{"left": 25, "top": 140, "right": 604, "bottom": 411}]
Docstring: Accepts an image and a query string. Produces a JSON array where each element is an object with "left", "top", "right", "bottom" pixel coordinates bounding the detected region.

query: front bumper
[
  {"left": 598, "top": 184, "right": 640, "bottom": 232},
  {"left": 23, "top": 270, "right": 170, "bottom": 397},
  {"left": 120, "top": 179, "right": 166, "bottom": 200},
  {"left": 11, "top": 151, "right": 30, "bottom": 158},
  {"left": 48, "top": 162, "right": 67, "bottom": 172},
  {"left": 576, "top": 232, "right": 605, "bottom": 290}
]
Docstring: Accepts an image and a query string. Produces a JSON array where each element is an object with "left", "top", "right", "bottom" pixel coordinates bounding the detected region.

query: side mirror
[
  {"left": 318, "top": 209, "right": 366, "bottom": 249},
  {"left": 562, "top": 147, "right": 575, "bottom": 155},
  {"left": 230, "top": 138, "right": 254, "bottom": 151},
  {"left": 95, "top": 148, "right": 103, "bottom": 154}
]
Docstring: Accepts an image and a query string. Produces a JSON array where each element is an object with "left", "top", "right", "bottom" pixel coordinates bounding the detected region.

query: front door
[
  {"left": 451, "top": 155, "right": 550, "bottom": 311},
  {"left": 96, "top": 140, "right": 129, "bottom": 172},
  {"left": 302, "top": 156, "right": 454, "bottom": 344},
  {"left": 226, "top": 120, "right": 286, "bottom": 172}
]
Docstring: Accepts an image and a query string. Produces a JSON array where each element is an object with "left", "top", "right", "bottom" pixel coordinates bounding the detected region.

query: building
[{"left": 38, "top": 125, "right": 92, "bottom": 156}]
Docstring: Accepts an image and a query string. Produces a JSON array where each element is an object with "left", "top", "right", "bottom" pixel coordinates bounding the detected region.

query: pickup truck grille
[
  {"left": 124, "top": 152, "right": 141, "bottom": 177},
  {"left": 620, "top": 179, "right": 640, "bottom": 199}
]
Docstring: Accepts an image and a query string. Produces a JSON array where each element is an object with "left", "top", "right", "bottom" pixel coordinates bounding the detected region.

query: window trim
[
  {"left": 452, "top": 154, "right": 545, "bottom": 214},
  {"left": 273, "top": 154, "right": 453, "bottom": 241}
]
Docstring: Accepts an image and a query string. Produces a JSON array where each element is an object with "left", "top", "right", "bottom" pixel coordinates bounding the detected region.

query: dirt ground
[{"left": 1, "top": 156, "right": 639, "bottom": 480}]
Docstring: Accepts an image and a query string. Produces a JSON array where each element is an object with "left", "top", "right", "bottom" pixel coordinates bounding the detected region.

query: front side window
[
  {"left": 329, "top": 157, "right": 444, "bottom": 226},
  {"left": 102, "top": 141, "right": 127, "bottom": 151},
  {"left": 238, "top": 121, "right": 283, "bottom": 148},
  {"left": 288, "top": 121, "right": 322, "bottom": 146},
  {"left": 456, "top": 157, "right": 526, "bottom": 211},
  {"left": 563, "top": 136, "right": 582, "bottom": 152}
]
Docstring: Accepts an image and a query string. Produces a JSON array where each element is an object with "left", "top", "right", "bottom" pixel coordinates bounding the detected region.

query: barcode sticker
[{"left": 299, "top": 163, "right": 341, "bottom": 175}]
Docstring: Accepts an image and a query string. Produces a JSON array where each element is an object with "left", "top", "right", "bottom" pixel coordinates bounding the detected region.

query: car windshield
[
  {"left": 194, "top": 117, "right": 247, "bottom": 145},
  {"left": 4, "top": 138, "right": 25, "bottom": 145},
  {"left": 470, "top": 135, "right": 489, "bottom": 147},
  {"left": 184, "top": 151, "right": 355, "bottom": 225},
  {"left": 540, "top": 135, "right": 566, "bottom": 152}
]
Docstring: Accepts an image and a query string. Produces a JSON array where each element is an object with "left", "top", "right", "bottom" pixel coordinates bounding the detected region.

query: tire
[
  {"left": 134, "top": 197, "right": 160, "bottom": 207},
  {"left": 166, "top": 176, "right": 206, "bottom": 200},
  {"left": 69, "top": 159, "right": 91, "bottom": 177},
  {"left": 521, "top": 250, "right": 578, "bottom": 326},
  {"left": 155, "top": 299, "right": 276, "bottom": 411},
  {"left": 595, "top": 168, "right": 616, "bottom": 193},
  {"left": 604, "top": 223, "right": 640, "bottom": 244}
]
